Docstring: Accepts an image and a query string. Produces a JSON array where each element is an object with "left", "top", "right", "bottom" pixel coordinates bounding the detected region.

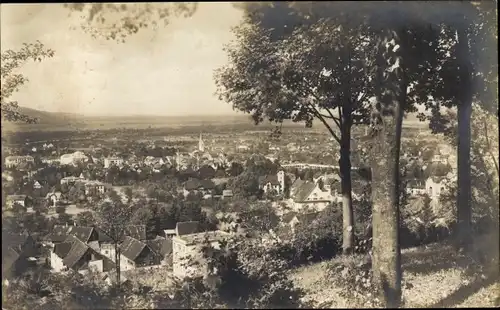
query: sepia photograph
[{"left": 1, "top": 2, "right": 498, "bottom": 309}]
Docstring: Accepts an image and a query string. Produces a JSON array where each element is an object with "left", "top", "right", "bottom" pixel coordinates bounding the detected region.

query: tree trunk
[
  {"left": 456, "top": 27, "right": 473, "bottom": 250},
  {"left": 339, "top": 120, "right": 355, "bottom": 255},
  {"left": 114, "top": 242, "right": 121, "bottom": 290},
  {"left": 370, "top": 31, "right": 403, "bottom": 308}
]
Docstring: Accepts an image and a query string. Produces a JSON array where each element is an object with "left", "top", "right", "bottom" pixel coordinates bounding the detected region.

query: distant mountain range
[{"left": 2, "top": 107, "right": 426, "bottom": 132}]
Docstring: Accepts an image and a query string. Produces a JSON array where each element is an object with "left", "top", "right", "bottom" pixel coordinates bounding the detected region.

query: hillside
[{"left": 289, "top": 238, "right": 499, "bottom": 308}]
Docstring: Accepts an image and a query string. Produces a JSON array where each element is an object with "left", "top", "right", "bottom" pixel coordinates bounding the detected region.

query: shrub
[
  {"left": 326, "top": 254, "right": 380, "bottom": 308},
  {"left": 280, "top": 205, "right": 343, "bottom": 266},
  {"left": 181, "top": 236, "right": 307, "bottom": 309}
]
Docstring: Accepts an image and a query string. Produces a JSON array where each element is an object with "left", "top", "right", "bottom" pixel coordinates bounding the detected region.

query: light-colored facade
[
  {"left": 172, "top": 230, "right": 230, "bottom": 279},
  {"left": 50, "top": 251, "right": 66, "bottom": 272},
  {"left": 5, "top": 155, "right": 34, "bottom": 168},
  {"left": 293, "top": 185, "right": 333, "bottom": 212},
  {"left": 425, "top": 177, "right": 446, "bottom": 200},
  {"left": 84, "top": 181, "right": 107, "bottom": 196},
  {"left": 61, "top": 176, "right": 84, "bottom": 185},
  {"left": 104, "top": 157, "right": 124, "bottom": 169},
  {"left": 60, "top": 151, "right": 89, "bottom": 166}
]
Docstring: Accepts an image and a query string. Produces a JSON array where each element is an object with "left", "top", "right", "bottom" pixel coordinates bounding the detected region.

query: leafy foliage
[
  {"left": 1, "top": 41, "right": 54, "bottom": 123},
  {"left": 187, "top": 236, "right": 307, "bottom": 309},
  {"left": 64, "top": 3, "right": 198, "bottom": 42}
]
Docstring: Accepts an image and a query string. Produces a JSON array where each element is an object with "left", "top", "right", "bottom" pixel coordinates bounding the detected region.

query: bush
[
  {"left": 279, "top": 204, "right": 343, "bottom": 267},
  {"left": 181, "top": 236, "right": 307, "bottom": 309},
  {"left": 55, "top": 205, "right": 66, "bottom": 214},
  {"left": 326, "top": 254, "right": 380, "bottom": 308}
]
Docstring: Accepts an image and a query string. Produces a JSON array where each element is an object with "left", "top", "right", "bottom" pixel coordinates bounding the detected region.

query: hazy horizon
[{"left": 1, "top": 3, "right": 244, "bottom": 117}]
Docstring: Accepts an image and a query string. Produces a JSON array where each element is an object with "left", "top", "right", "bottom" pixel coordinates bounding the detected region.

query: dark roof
[
  {"left": 176, "top": 221, "right": 199, "bottom": 236},
  {"left": 146, "top": 237, "right": 172, "bottom": 256},
  {"left": 199, "top": 179, "right": 215, "bottom": 189},
  {"left": 259, "top": 175, "right": 279, "bottom": 186},
  {"left": 46, "top": 225, "right": 95, "bottom": 243},
  {"left": 296, "top": 212, "right": 320, "bottom": 225},
  {"left": 120, "top": 236, "right": 148, "bottom": 262},
  {"left": 63, "top": 238, "right": 91, "bottom": 270},
  {"left": 2, "top": 231, "right": 32, "bottom": 253},
  {"left": 290, "top": 179, "right": 305, "bottom": 196},
  {"left": 124, "top": 225, "right": 147, "bottom": 241},
  {"left": 282, "top": 212, "right": 298, "bottom": 223},
  {"left": 407, "top": 179, "right": 425, "bottom": 189},
  {"left": 198, "top": 165, "right": 215, "bottom": 174},
  {"left": 53, "top": 242, "right": 73, "bottom": 259},
  {"left": 68, "top": 226, "right": 95, "bottom": 243},
  {"left": 94, "top": 227, "right": 114, "bottom": 243},
  {"left": 46, "top": 225, "right": 72, "bottom": 243},
  {"left": 292, "top": 181, "right": 317, "bottom": 202},
  {"left": 184, "top": 178, "right": 215, "bottom": 190},
  {"left": 184, "top": 178, "right": 201, "bottom": 190},
  {"left": 2, "top": 247, "right": 21, "bottom": 275}
]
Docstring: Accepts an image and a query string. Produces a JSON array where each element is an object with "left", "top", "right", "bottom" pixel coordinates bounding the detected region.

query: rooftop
[{"left": 174, "top": 230, "right": 231, "bottom": 246}]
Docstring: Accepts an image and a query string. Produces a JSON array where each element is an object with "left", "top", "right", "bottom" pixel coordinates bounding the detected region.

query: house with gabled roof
[
  {"left": 183, "top": 178, "right": 215, "bottom": 198},
  {"left": 2, "top": 231, "right": 37, "bottom": 279},
  {"left": 119, "top": 236, "right": 157, "bottom": 271},
  {"left": 46, "top": 191, "right": 63, "bottom": 207},
  {"left": 146, "top": 237, "right": 173, "bottom": 266},
  {"left": 289, "top": 178, "right": 334, "bottom": 212},
  {"left": 44, "top": 225, "right": 99, "bottom": 246},
  {"left": 259, "top": 170, "right": 285, "bottom": 195},
  {"left": 406, "top": 179, "right": 426, "bottom": 196},
  {"left": 164, "top": 221, "right": 200, "bottom": 239},
  {"left": 50, "top": 235, "right": 115, "bottom": 273}
]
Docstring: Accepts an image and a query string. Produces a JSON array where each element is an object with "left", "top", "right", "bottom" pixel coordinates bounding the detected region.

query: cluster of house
[
  {"left": 4, "top": 155, "right": 35, "bottom": 169},
  {"left": 32, "top": 221, "right": 231, "bottom": 280},
  {"left": 258, "top": 169, "right": 370, "bottom": 212}
]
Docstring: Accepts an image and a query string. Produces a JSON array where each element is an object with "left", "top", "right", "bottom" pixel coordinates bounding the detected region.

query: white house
[
  {"left": 104, "top": 157, "right": 124, "bottom": 169},
  {"left": 84, "top": 181, "right": 107, "bottom": 196},
  {"left": 259, "top": 170, "right": 285, "bottom": 195},
  {"left": 425, "top": 176, "right": 446, "bottom": 200},
  {"left": 60, "top": 176, "right": 84, "bottom": 185},
  {"left": 172, "top": 230, "right": 230, "bottom": 279},
  {"left": 289, "top": 179, "right": 334, "bottom": 212},
  {"left": 60, "top": 151, "right": 89, "bottom": 166},
  {"left": 46, "top": 191, "right": 63, "bottom": 207},
  {"left": 5, "top": 155, "right": 34, "bottom": 168},
  {"left": 5, "top": 195, "right": 29, "bottom": 209},
  {"left": 406, "top": 179, "right": 427, "bottom": 196}
]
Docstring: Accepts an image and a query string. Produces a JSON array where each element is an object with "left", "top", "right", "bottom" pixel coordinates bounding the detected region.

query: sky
[{"left": 1, "top": 3, "right": 244, "bottom": 117}]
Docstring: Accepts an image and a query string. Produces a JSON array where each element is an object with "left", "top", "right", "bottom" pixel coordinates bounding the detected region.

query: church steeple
[{"left": 198, "top": 133, "right": 205, "bottom": 152}]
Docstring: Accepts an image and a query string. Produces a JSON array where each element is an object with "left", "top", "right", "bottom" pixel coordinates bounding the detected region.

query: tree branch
[{"left": 307, "top": 103, "right": 341, "bottom": 144}]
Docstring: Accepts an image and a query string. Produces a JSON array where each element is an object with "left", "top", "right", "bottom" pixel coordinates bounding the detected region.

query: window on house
[{"left": 429, "top": 186, "right": 433, "bottom": 195}]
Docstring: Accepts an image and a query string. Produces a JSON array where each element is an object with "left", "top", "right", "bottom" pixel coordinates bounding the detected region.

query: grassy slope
[{"left": 289, "top": 238, "right": 499, "bottom": 308}]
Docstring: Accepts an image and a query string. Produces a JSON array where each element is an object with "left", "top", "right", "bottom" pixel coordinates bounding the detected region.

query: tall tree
[
  {"left": 417, "top": 1, "right": 498, "bottom": 249},
  {"left": 215, "top": 16, "right": 375, "bottom": 254},
  {"left": 1, "top": 41, "right": 54, "bottom": 123},
  {"left": 94, "top": 196, "right": 133, "bottom": 289}
]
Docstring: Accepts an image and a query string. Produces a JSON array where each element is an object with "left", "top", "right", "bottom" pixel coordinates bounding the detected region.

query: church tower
[
  {"left": 176, "top": 151, "right": 181, "bottom": 171},
  {"left": 198, "top": 133, "right": 205, "bottom": 152},
  {"left": 277, "top": 170, "right": 285, "bottom": 194}
]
